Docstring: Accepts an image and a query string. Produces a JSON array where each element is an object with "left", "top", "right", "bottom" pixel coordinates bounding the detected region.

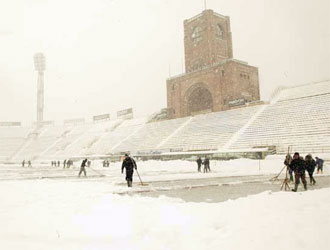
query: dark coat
[
  {"left": 305, "top": 159, "right": 316, "bottom": 173},
  {"left": 316, "top": 158, "right": 324, "bottom": 167},
  {"left": 289, "top": 158, "right": 306, "bottom": 174},
  {"left": 81, "top": 159, "right": 88, "bottom": 168},
  {"left": 122, "top": 157, "right": 137, "bottom": 174},
  {"left": 197, "top": 158, "right": 202, "bottom": 166},
  {"left": 203, "top": 158, "right": 210, "bottom": 166}
]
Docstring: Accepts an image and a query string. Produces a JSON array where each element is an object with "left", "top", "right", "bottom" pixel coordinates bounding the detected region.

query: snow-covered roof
[{"left": 277, "top": 80, "right": 330, "bottom": 102}]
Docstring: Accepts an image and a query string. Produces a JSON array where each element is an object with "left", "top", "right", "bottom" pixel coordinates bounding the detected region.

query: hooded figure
[
  {"left": 315, "top": 157, "right": 324, "bottom": 174},
  {"left": 122, "top": 154, "right": 137, "bottom": 187},
  {"left": 305, "top": 154, "right": 316, "bottom": 185}
]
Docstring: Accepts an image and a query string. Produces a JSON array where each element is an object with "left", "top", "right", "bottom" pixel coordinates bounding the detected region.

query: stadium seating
[
  {"left": 159, "top": 105, "right": 261, "bottom": 152},
  {"left": 1, "top": 80, "right": 329, "bottom": 161},
  {"left": 60, "top": 119, "right": 122, "bottom": 157},
  {"left": 228, "top": 80, "right": 330, "bottom": 154},
  {"left": 0, "top": 127, "right": 33, "bottom": 161},
  {"left": 41, "top": 124, "right": 94, "bottom": 159},
  {"left": 114, "top": 116, "right": 190, "bottom": 153},
  {"left": 86, "top": 118, "right": 147, "bottom": 155},
  {"left": 15, "top": 125, "right": 70, "bottom": 160}
]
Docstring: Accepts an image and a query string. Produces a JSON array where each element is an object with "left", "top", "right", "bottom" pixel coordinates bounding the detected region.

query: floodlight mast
[{"left": 34, "top": 53, "right": 46, "bottom": 126}]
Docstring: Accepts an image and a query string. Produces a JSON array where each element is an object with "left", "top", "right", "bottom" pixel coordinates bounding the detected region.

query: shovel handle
[{"left": 135, "top": 168, "right": 144, "bottom": 185}]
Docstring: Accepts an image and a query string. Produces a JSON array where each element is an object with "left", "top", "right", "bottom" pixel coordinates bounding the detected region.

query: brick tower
[
  {"left": 184, "top": 9, "right": 233, "bottom": 72},
  {"left": 167, "top": 10, "right": 260, "bottom": 118}
]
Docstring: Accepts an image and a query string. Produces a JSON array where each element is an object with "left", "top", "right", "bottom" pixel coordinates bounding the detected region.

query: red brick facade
[{"left": 167, "top": 10, "right": 260, "bottom": 118}]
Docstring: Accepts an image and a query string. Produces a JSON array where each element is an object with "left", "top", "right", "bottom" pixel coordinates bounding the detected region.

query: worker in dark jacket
[
  {"left": 315, "top": 157, "right": 324, "bottom": 174},
  {"left": 122, "top": 154, "right": 137, "bottom": 187},
  {"left": 203, "top": 157, "right": 210, "bottom": 173},
  {"left": 196, "top": 157, "right": 202, "bottom": 172},
  {"left": 78, "top": 158, "right": 88, "bottom": 177},
  {"left": 289, "top": 152, "right": 307, "bottom": 192},
  {"left": 305, "top": 154, "right": 316, "bottom": 185}
]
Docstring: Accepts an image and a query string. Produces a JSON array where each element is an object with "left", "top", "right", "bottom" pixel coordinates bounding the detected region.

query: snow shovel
[
  {"left": 90, "top": 167, "right": 106, "bottom": 177},
  {"left": 136, "top": 169, "right": 148, "bottom": 186},
  {"left": 129, "top": 156, "right": 148, "bottom": 186}
]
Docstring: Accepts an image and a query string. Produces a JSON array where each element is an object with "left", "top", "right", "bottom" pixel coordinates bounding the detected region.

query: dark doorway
[{"left": 187, "top": 87, "right": 213, "bottom": 115}]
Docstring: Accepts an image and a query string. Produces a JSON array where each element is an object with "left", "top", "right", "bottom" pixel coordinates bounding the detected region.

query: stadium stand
[
  {"left": 61, "top": 119, "right": 123, "bottom": 157},
  {"left": 227, "top": 80, "right": 330, "bottom": 154},
  {"left": 85, "top": 117, "right": 147, "bottom": 155},
  {"left": 1, "top": 80, "right": 329, "bottom": 161},
  {"left": 0, "top": 126, "right": 33, "bottom": 161},
  {"left": 114, "top": 116, "right": 190, "bottom": 153},
  {"left": 41, "top": 124, "right": 94, "bottom": 159},
  {"left": 159, "top": 105, "right": 262, "bottom": 152},
  {"left": 13, "top": 125, "right": 69, "bottom": 161}
]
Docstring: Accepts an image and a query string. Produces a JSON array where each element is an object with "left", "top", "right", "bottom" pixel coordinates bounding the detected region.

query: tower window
[
  {"left": 216, "top": 24, "right": 223, "bottom": 39},
  {"left": 222, "top": 70, "right": 225, "bottom": 77},
  {"left": 192, "top": 26, "right": 202, "bottom": 42}
]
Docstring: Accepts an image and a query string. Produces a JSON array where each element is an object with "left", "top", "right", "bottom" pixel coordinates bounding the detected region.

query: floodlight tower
[{"left": 33, "top": 53, "right": 46, "bottom": 125}]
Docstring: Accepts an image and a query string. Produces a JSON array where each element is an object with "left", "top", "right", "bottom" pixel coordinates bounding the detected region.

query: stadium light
[
  {"left": 34, "top": 53, "right": 46, "bottom": 125},
  {"left": 34, "top": 53, "right": 46, "bottom": 72}
]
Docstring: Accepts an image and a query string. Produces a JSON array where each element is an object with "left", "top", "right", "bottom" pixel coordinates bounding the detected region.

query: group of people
[
  {"left": 51, "top": 159, "right": 74, "bottom": 168},
  {"left": 21, "top": 160, "right": 32, "bottom": 168},
  {"left": 102, "top": 160, "right": 110, "bottom": 167},
  {"left": 196, "top": 157, "right": 210, "bottom": 173},
  {"left": 76, "top": 154, "right": 137, "bottom": 186},
  {"left": 74, "top": 152, "right": 325, "bottom": 190},
  {"left": 51, "top": 160, "right": 61, "bottom": 167},
  {"left": 284, "top": 152, "right": 324, "bottom": 192}
]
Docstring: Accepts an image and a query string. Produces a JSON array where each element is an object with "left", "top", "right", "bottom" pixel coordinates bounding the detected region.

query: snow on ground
[
  {"left": 0, "top": 179, "right": 329, "bottom": 250},
  {"left": 1, "top": 157, "right": 328, "bottom": 191},
  {"left": 92, "top": 157, "right": 284, "bottom": 183},
  {"left": 4, "top": 155, "right": 329, "bottom": 181},
  {"left": 1, "top": 157, "right": 329, "bottom": 249},
  {"left": 91, "top": 156, "right": 329, "bottom": 183}
]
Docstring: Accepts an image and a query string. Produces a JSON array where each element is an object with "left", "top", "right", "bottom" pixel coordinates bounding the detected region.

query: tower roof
[{"left": 184, "top": 9, "right": 228, "bottom": 24}]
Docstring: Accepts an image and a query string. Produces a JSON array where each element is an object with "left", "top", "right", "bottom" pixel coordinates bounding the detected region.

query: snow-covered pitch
[{"left": 1, "top": 157, "right": 329, "bottom": 250}]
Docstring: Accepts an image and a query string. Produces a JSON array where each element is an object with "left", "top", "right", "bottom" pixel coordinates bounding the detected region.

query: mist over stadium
[{"left": 0, "top": 1, "right": 329, "bottom": 250}]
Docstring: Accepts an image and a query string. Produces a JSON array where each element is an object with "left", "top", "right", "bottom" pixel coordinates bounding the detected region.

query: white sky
[{"left": 0, "top": 0, "right": 329, "bottom": 124}]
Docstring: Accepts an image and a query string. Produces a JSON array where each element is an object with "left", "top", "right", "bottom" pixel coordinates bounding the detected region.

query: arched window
[
  {"left": 216, "top": 24, "right": 223, "bottom": 39},
  {"left": 192, "top": 26, "right": 202, "bottom": 42}
]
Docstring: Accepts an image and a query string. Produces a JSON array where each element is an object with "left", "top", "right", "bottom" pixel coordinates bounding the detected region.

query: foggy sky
[{"left": 0, "top": 0, "right": 329, "bottom": 125}]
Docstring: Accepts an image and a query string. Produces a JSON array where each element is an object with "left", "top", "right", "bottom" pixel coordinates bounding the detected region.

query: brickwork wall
[
  {"left": 167, "top": 61, "right": 259, "bottom": 118},
  {"left": 167, "top": 9, "right": 260, "bottom": 119},
  {"left": 184, "top": 10, "right": 233, "bottom": 73}
]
